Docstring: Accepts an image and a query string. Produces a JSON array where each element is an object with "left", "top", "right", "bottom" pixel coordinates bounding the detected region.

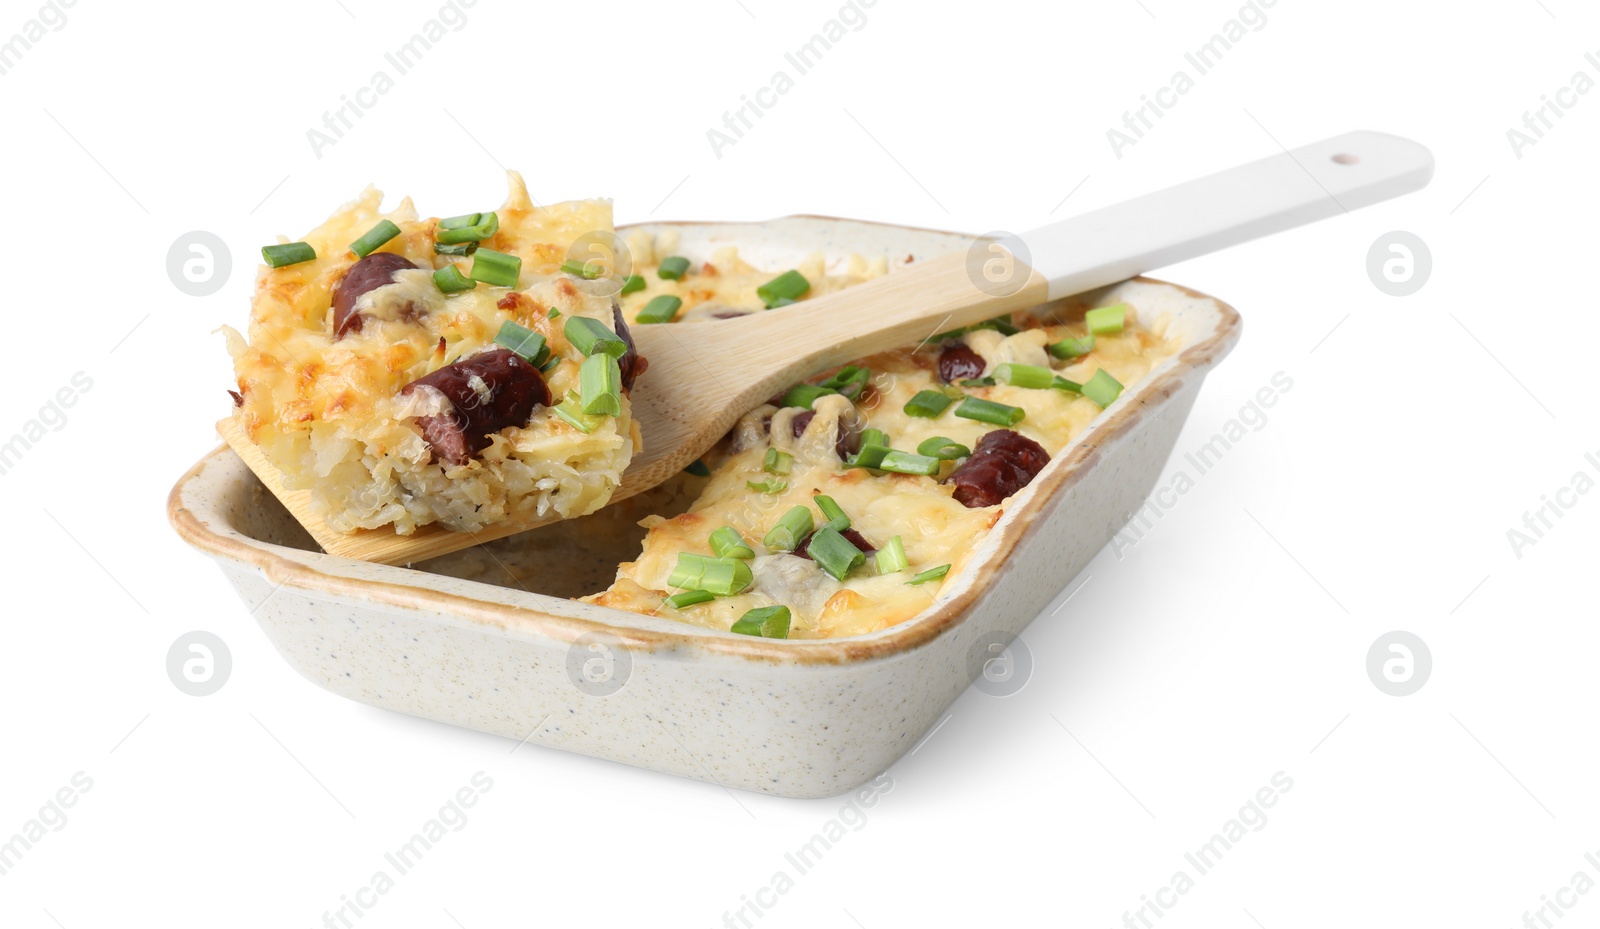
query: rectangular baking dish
[{"left": 168, "top": 217, "right": 1241, "bottom": 798}]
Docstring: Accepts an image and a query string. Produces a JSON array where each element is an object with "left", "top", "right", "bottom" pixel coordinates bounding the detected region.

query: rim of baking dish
[{"left": 168, "top": 217, "right": 1242, "bottom": 667}]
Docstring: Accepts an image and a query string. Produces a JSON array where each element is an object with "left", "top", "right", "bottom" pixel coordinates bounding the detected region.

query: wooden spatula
[{"left": 222, "top": 130, "right": 1433, "bottom": 565}]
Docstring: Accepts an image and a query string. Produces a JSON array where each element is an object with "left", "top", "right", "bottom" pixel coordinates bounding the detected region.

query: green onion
[
  {"left": 438, "top": 212, "right": 485, "bottom": 230},
  {"left": 657, "top": 256, "right": 691, "bottom": 280},
  {"left": 876, "top": 535, "right": 908, "bottom": 574},
  {"left": 579, "top": 353, "right": 622, "bottom": 417},
  {"left": 667, "top": 553, "right": 752, "bottom": 596},
  {"left": 907, "top": 564, "right": 951, "bottom": 586},
  {"left": 878, "top": 450, "right": 941, "bottom": 476},
  {"left": 636, "top": 295, "right": 682, "bottom": 324},
  {"left": 746, "top": 479, "right": 788, "bottom": 494},
  {"left": 548, "top": 309, "right": 561, "bottom": 319},
  {"left": 757, "top": 270, "right": 810, "bottom": 308},
  {"left": 731, "top": 605, "right": 791, "bottom": 638},
  {"left": 664, "top": 589, "right": 715, "bottom": 609},
  {"left": 807, "top": 526, "right": 865, "bottom": 581},
  {"left": 436, "top": 211, "right": 498, "bottom": 245},
  {"left": 559, "top": 258, "right": 605, "bottom": 280},
  {"left": 433, "top": 264, "right": 476, "bottom": 294},
  {"left": 764, "top": 505, "right": 814, "bottom": 552},
  {"left": 685, "top": 459, "right": 712, "bottom": 477},
  {"left": 780, "top": 384, "right": 836, "bottom": 409},
  {"left": 1048, "top": 333, "right": 1095, "bottom": 360},
  {"left": 261, "top": 242, "right": 315, "bottom": 268},
  {"left": 859, "top": 428, "right": 889, "bottom": 450},
  {"left": 433, "top": 241, "right": 477, "bottom": 257},
  {"left": 916, "top": 437, "right": 970, "bottom": 459},
  {"left": 987, "top": 314, "right": 1020, "bottom": 336},
  {"left": 960, "top": 377, "right": 996, "bottom": 388},
  {"left": 818, "top": 366, "right": 871, "bottom": 401},
  {"left": 710, "top": 526, "right": 755, "bottom": 560},
  {"left": 552, "top": 394, "right": 601, "bottom": 433},
  {"left": 846, "top": 445, "right": 890, "bottom": 470},
  {"left": 904, "top": 390, "right": 953, "bottom": 418},
  {"left": 763, "top": 447, "right": 794, "bottom": 474},
  {"left": 349, "top": 220, "right": 401, "bottom": 258},
  {"left": 1085, "top": 303, "right": 1127, "bottom": 335},
  {"left": 564, "top": 316, "right": 627, "bottom": 358},
  {"left": 540, "top": 356, "right": 560, "bottom": 373},
  {"left": 993, "top": 363, "right": 1055, "bottom": 390},
  {"left": 619, "top": 274, "right": 646, "bottom": 296},
  {"left": 1082, "top": 368, "right": 1124, "bottom": 408},
  {"left": 813, "top": 494, "right": 849, "bottom": 531},
  {"left": 469, "top": 248, "right": 521, "bottom": 287},
  {"left": 768, "top": 297, "right": 798, "bottom": 308},
  {"left": 493, "top": 320, "right": 547, "bottom": 365},
  {"left": 1052, "top": 376, "right": 1083, "bottom": 393},
  {"left": 955, "top": 396, "right": 1025, "bottom": 426}
]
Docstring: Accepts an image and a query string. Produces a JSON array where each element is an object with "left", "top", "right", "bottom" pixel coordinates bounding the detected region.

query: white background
[{"left": 2, "top": 0, "right": 1596, "bottom": 926}]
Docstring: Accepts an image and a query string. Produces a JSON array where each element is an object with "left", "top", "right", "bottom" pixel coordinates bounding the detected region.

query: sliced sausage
[
  {"left": 332, "top": 252, "right": 417, "bottom": 339},
  {"left": 790, "top": 409, "right": 860, "bottom": 460},
  {"left": 947, "top": 429, "right": 1050, "bottom": 508},
  {"left": 937, "top": 341, "right": 986, "bottom": 383},
  {"left": 612, "top": 303, "right": 646, "bottom": 393},
  {"left": 401, "top": 348, "right": 550, "bottom": 466}
]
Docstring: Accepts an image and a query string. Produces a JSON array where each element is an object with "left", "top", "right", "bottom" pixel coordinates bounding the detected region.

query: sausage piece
[
  {"left": 790, "top": 409, "right": 860, "bottom": 460},
  {"left": 401, "top": 348, "right": 550, "bottom": 466},
  {"left": 332, "top": 252, "right": 417, "bottom": 339},
  {"left": 937, "top": 341, "right": 986, "bottom": 383},
  {"left": 612, "top": 303, "right": 646, "bottom": 393},
  {"left": 947, "top": 429, "right": 1050, "bottom": 508}
]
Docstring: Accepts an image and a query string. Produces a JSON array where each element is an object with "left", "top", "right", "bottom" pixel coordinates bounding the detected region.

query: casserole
[{"left": 169, "top": 216, "right": 1241, "bottom": 798}]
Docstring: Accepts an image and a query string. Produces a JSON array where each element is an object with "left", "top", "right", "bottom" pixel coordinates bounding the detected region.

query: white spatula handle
[{"left": 1007, "top": 130, "right": 1434, "bottom": 300}]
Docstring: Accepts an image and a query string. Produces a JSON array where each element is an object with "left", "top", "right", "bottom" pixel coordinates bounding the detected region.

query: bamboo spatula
[{"left": 221, "top": 130, "right": 1433, "bottom": 565}]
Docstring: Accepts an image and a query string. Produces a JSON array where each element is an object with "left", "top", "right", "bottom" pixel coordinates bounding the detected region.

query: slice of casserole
[{"left": 221, "top": 173, "right": 643, "bottom": 536}]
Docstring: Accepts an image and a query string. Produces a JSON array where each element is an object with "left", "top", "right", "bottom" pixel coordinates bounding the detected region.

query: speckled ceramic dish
[{"left": 168, "top": 217, "right": 1241, "bottom": 798}]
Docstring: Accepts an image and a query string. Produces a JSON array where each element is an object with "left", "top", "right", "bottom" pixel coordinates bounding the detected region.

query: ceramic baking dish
[{"left": 168, "top": 217, "right": 1241, "bottom": 798}]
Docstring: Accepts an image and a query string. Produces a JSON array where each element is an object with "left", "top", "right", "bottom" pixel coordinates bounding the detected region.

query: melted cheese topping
[{"left": 222, "top": 173, "right": 638, "bottom": 534}]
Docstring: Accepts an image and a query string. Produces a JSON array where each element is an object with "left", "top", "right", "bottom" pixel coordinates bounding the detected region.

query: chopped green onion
[
  {"left": 436, "top": 211, "right": 498, "bottom": 245},
  {"left": 657, "top": 256, "right": 691, "bottom": 280},
  {"left": 757, "top": 270, "right": 810, "bottom": 308},
  {"left": 540, "top": 356, "right": 560, "bottom": 374},
  {"left": 917, "top": 437, "right": 970, "bottom": 460},
  {"left": 710, "top": 526, "right": 755, "bottom": 560},
  {"left": 987, "top": 314, "right": 1020, "bottom": 336},
  {"left": 763, "top": 447, "right": 794, "bottom": 474},
  {"left": 664, "top": 589, "right": 715, "bottom": 609},
  {"left": 845, "top": 445, "right": 890, "bottom": 470},
  {"left": 768, "top": 297, "right": 798, "bottom": 308},
  {"left": 1048, "top": 333, "right": 1095, "bottom": 360},
  {"left": 667, "top": 553, "right": 752, "bottom": 596},
  {"left": 433, "top": 264, "right": 476, "bottom": 294},
  {"left": 1052, "top": 376, "right": 1083, "bottom": 393},
  {"left": 746, "top": 479, "right": 789, "bottom": 494},
  {"left": 685, "top": 459, "right": 712, "bottom": 477},
  {"left": 619, "top": 274, "right": 646, "bottom": 296},
  {"left": 636, "top": 295, "right": 682, "bottom": 324},
  {"left": 807, "top": 526, "right": 865, "bottom": 581},
  {"left": 904, "top": 390, "right": 954, "bottom": 418},
  {"left": 261, "top": 242, "right": 315, "bottom": 268},
  {"left": 780, "top": 384, "right": 836, "bottom": 409},
  {"left": 493, "top": 320, "right": 547, "bottom": 365},
  {"left": 433, "top": 241, "right": 478, "bottom": 257},
  {"left": 438, "top": 212, "right": 485, "bottom": 230},
  {"left": 907, "top": 564, "right": 951, "bottom": 586},
  {"left": 955, "top": 396, "right": 1025, "bottom": 426},
  {"left": 993, "top": 363, "right": 1055, "bottom": 390},
  {"left": 731, "top": 605, "right": 791, "bottom": 638},
  {"left": 876, "top": 535, "right": 908, "bottom": 574},
  {"left": 564, "top": 316, "right": 627, "bottom": 358},
  {"left": 764, "top": 505, "right": 813, "bottom": 552},
  {"left": 579, "top": 353, "right": 622, "bottom": 417},
  {"left": 349, "top": 220, "right": 401, "bottom": 258},
  {"left": 1085, "top": 303, "right": 1127, "bottom": 335},
  {"left": 559, "top": 259, "right": 605, "bottom": 280},
  {"left": 552, "top": 394, "right": 602, "bottom": 433},
  {"left": 548, "top": 309, "right": 561, "bottom": 319},
  {"left": 960, "top": 377, "right": 996, "bottom": 388},
  {"left": 818, "top": 366, "right": 871, "bottom": 401},
  {"left": 1081, "top": 368, "right": 1124, "bottom": 408},
  {"left": 878, "top": 450, "right": 941, "bottom": 476},
  {"left": 813, "top": 494, "right": 849, "bottom": 531},
  {"left": 469, "top": 248, "right": 521, "bottom": 287},
  {"left": 859, "top": 428, "right": 889, "bottom": 449}
]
